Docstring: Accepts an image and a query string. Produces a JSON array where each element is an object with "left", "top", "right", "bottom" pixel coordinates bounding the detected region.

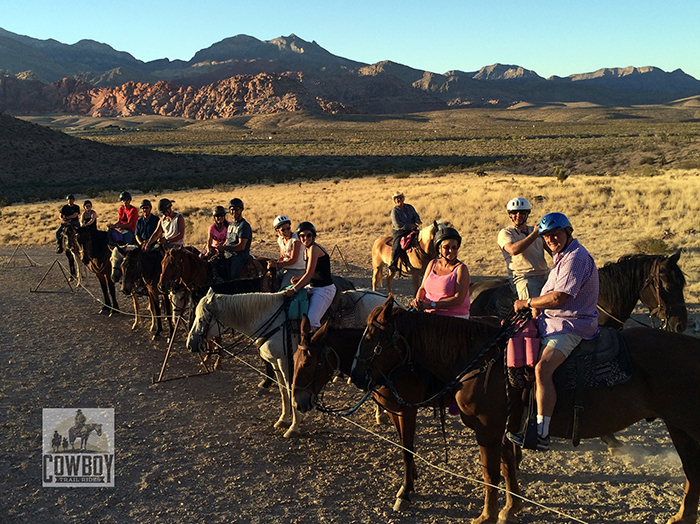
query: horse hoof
[
  {"left": 255, "top": 387, "right": 267, "bottom": 397},
  {"left": 99, "top": 308, "right": 109, "bottom": 315},
  {"left": 151, "top": 333, "right": 160, "bottom": 341},
  {"left": 283, "top": 428, "right": 300, "bottom": 438},
  {"left": 393, "top": 498, "right": 410, "bottom": 512},
  {"left": 377, "top": 412, "right": 391, "bottom": 425}
]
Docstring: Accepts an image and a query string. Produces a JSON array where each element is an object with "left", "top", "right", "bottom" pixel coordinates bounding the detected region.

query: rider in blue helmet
[{"left": 507, "top": 211, "right": 599, "bottom": 452}]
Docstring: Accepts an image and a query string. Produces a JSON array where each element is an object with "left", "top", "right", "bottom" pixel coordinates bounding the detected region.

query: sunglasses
[
  {"left": 441, "top": 245, "right": 459, "bottom": 251},
  {"left": 278, "top": 226, "right": 291, "bottom": 232},
  {"left": 509, "top": 210, "right": 530, "bottom": 215},
  {"left": 299, "top": 233, "right": 314, "bottom": 239}
]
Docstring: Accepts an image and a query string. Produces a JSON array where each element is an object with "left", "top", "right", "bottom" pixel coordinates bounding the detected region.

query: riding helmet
[
  {"left": 212, "top": 205, "right": 227, "bottom": 217},
  {"left": 228, "top": 198, "right": 244, "bottom": 210},
  {"left": 434, "top": 226, "right": 462, "bottom": 250},
  {"left": 273, "top": 215, "right": 291, "bottom": 229},
  {"left": 296, "top": 221, "right": 316, "bottom": 236},
  {"left": 140, "top": 199, "right": 152, "bottom": 209},
  {"left": 66, "top": 194, "right": 75, "bottom": 200},
  {"left": 158, "top": 198, "right": 172, "bottom": 214},
  {"left": 506, "top": 197, "right": 531, "bottom": 212},
  {"left": 538, "top": 212, "right": 572, "bottom": 235},
  {"left": 119, "top": 191, "right": 132, "bottom": 201}
]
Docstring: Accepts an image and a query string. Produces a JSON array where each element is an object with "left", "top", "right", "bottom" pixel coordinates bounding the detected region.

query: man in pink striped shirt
[{"left": 509, "top": 212, "right": 599, "bottom": 451}]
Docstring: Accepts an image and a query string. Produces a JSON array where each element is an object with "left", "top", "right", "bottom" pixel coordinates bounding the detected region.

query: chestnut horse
[
  {"left": 352, "top": 297, "right": 700, "bottom": 524},
  {"left": 470, "top": 252, "right": 687, "bottom": 332},
  {"left": 293, "top": 315, "right": 457, "bottom": 512},
  {"left": 75, "top": 227, "right": 119, "bottom": 315},
  {"left": 371, "top": 222, "right": 441, "bottom": 294}
]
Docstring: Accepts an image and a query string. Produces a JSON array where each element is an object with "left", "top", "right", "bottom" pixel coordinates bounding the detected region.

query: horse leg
[
  {"left": 149, "top": 288, "right": 163, "bottom": 339},
  {"left": 372, "top": 261, "right": 384, "bottom": 291},
  {"left": 375, "top": 404, "right": 390, "bottom": 425},
  {"left": 411, "top": 270, "right": 422, "bottom": 295},
  {"left": 666, "top": 424, "right": 700, "bottom": 524},
  {"left": 392, "top": 407, "right": 418, "bottom": 512},
  {"left": 470, "top": 440, "right": 503, "bottom": 524},
  {"left": 107, "top": 277, "right": 119, "bottom": 316},
  {"left": 257, "top": 360, "right": 275, "bottom": 395},
  {"left": 385, "top": 271, "right": 394, "bottom": 295},
  {"left": 65, "top": 251, "right": 76, "bottom": 277},
  {"left": 277, "top": 358, "right": 303, "bottom": 438},
  {"left": 271, "top": 359, "right": 293, "bottom": 429},
  {"left": 131, "top": 294, "right": 139, "bottom": 330},
  {"left": 498, "top": 440, "right": 523, "bottom": 523},
  {"left": 97, "top": 274, "right": 111, "bottom": 314}
]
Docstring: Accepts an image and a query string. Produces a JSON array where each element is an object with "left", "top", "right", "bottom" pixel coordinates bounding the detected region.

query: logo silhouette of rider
[{"left": 74, "top": 409, "right": 86, "bottom": 432}]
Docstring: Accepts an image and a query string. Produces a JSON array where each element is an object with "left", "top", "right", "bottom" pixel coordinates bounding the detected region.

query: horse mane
[
  {"left": 204, "top": 291, "right": 286, "bottom": 332},
  {"left": 392, "top": 310, "right": 498, "bottom": 375}
]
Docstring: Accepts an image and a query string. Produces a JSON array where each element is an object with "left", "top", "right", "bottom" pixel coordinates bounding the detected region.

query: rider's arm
[
  {"left": 501, "top": 228, "right": 540, "bottom": 256},
  {"left": 410, "top": 259, "right": 434, "bottom": 308},
  {"left": 430, "top": 264, "right": 471, "bottom": 310},
  {"left": 144, "top": 223, "right": 164, "bottom": 248},
  {"left": 514, "top": 291, "right": 570, "bottom": 312},
  {"left": 165, "top": 214, "right": 186, "bottom": 244},
  {"left": 276, "top": 239, "right": 301, "bottom": 269}
]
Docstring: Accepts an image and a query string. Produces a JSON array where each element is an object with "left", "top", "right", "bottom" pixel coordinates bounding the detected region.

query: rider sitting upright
[
  {"left": 55, "top": 194, "right": 80, "bottom": 253},
  {"left": 389, "top": 191, "right": 421, "bottom": 275}
]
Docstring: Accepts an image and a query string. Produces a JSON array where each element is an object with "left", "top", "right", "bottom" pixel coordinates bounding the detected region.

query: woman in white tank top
[
  {"left": 268, "top": 215, "right": 305, "bottom": 288},
  {"left": 144, "top": 198, "right": 185, "bottom": 248}
]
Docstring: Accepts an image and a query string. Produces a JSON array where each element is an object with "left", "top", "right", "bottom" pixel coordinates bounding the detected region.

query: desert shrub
[
  {"left": 639, "top": 166, "right": 660, "bottom": 177},
  {"left": 0, "top": 196, "right": 11, "bottom": 208},
  {"left": 393, "top": 172, "right": 410, "bottom": 179},
  {"left": 85, "top": 187, "right": 99, "bottom": 198},
  {"left": 98, "top": 190, "right": 121, "bottom": 203},
  {"left": 633, "top": 237, "right": 670, "bottom": 255},
  {"left": 213, "top": 183, "right": 234, "bottom": 192},
  {"left": 377, "top": 176, "right": 386, "bottom": 183},
  {"left": 553, "top": 165, "right": 568, "bottom": 185},
  {"left": 639, "top": 156, "right": 656, "bottom": 165},
  {"left": 475, "top": 166, "right": 487, "bottom": 177}
]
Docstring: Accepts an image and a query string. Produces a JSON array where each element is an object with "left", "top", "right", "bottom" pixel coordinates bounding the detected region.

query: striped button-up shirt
[{"left": 537, "top": 238, "right": 599, "bottom": 339}]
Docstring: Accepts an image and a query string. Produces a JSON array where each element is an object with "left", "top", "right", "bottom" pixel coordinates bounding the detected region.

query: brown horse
[
  {"left": 118, "top": 246, "right": 172, "bottom": 340},
  {"left": 352, "top": 297, "right": 700, "bottom": 524},
  {"left": 58, "top": 224, "right": 82, "bottom": 284},
  {"left": 75, "top": 227, "right": 119, "bottom": 315},
  {"left": 292, "top": 315, "right": 453, "bottom": 511},
  {"left": 371, "top": 222, "right": 441, "bottom": 294},
  {"left": 470, "top": 252, "right": 688, "bottom": 332}
]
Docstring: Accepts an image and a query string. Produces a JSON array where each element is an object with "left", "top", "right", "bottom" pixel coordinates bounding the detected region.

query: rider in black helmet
[
  {"left": 222, "top": 198, "right": 252, "bottom": 279},
  {"left": 144, "top": 198, "right": 185, "bottom": 249},
  {"left": 55, "top": 194, "right": 80, "bottom": 253},
  {"left": 135, "top": 199, "right": 159, "bottom": 247}
]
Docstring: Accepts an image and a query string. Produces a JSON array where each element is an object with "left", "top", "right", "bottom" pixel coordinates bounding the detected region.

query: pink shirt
[
  {"left": 208, "top": 223, "right": 228, "bottom": 249},
  {"left": 423, "top": 262, "right": 470, "bottom": 318}
]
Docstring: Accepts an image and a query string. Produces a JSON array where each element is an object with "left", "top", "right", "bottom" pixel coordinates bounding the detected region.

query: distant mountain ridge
[{"left": 1, "top": 26, "right": 700, "bottom": 116}]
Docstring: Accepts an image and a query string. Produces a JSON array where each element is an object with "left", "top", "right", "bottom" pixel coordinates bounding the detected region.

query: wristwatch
[
  {"left": 430, "top": 302, "right": 436, "bottom": 309},
  {"left": 527, "top": 298, "right": 532, "bottom": 307}
]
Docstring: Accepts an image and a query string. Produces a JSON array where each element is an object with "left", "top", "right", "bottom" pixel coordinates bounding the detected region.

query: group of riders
[{"left": 56, "top": 188, "right": 600, "bottom": 452}]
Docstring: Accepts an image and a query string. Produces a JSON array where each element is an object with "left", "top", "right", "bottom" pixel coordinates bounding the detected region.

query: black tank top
[{"left": 310, "top": 247, "right": 333, "bottom": 287}]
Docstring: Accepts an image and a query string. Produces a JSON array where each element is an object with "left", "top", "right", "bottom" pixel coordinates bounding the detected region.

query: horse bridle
[{"left": 292, "top": 341, "right": 341, "bottom": 398}]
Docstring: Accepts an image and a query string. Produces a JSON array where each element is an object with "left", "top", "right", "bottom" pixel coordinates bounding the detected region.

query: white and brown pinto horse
[{"left": 186, "top": 289, "right": 390, "bottom": 438}]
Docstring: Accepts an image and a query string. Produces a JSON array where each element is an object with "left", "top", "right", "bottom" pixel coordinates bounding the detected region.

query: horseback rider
[
  {"left": 74, "top": 409, "right": 86, "bottom": 431},
  {"left": 282, "top": 221, "right": 336, "bottom": 330},
  {"left": 411, "top": 227, "right": 471, "bottom": 318},
  {"left": 55, "top": 194, "right": 80, "bottom": 253},
  {"left": 202, "top": 206, "right": 229, "bottom": 259},
  {"left": 108, "top": 191, "right": 138, "bottom": 245},
  {"left": 497, "top": 197, "right": 549, "bottom": 300},
  {"left": 268, "top": 215, "right": 306, "bottom": 288},
  {"left": 144, "top": 198, "right": 185, "bottom": 249},
  {"left": 508, "top": 212, "right": 599, "bottom": 451},
  {"left": 223, "top": 198, "right": 253, "bottom": 280},
  {"left": 389, "top": 191, "right": 421, "bottom": 275},
  {"left": 80, "top": 200, "right": 98, "bottom": 230},
  {"left": 135, "top": 199, "right": 160, "bottom": 247}
]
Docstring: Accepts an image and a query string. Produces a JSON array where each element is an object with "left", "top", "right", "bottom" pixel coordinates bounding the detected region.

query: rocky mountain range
[{"left": 1, "top": 27, "right": 700, "bottom": 117}]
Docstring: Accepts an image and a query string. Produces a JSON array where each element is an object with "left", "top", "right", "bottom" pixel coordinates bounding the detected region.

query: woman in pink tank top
[{"left": 411, "top": 227, "right": 470, "bottom": 318}]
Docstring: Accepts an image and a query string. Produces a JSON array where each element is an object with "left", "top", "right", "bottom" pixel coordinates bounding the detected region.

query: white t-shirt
[
  {"left": 277, "top": 233, "right": 306, "bottom": 270},
  {"left": 497, "top": 225, "right": 549, "bottom": 279}
]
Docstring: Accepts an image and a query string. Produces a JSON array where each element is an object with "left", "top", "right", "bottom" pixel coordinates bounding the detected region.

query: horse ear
[
  {"left": 378, "top": 294, "right": 395, "bottom": 322},
  {"left": 301, "top": 314, "right": 311, "bottom": 339},
  {"left": 669, "top": 251, "right": 681, "bottom": 264},
  {"left": 205, "top": 288, "right": 215, "bottom": 299},
  {"left": 311, "top": 320, "right": 330, "bottom": 344},
  {"left": 116, "top": 246, "right": 127, "bottom": 256}
]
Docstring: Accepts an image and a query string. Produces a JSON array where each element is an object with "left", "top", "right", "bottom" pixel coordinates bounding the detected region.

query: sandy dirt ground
[{"left": 0, "top": 246, "right": 693, "bottom": 524}]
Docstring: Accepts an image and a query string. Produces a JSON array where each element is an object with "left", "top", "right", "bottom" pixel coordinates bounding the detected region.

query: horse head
[
  {"left": 75, "top": 227, "right": 93, "bottom": 266},
  {"left": 118, "top": 246, "right": 141, "bottom": 295},
  {"left": 640, "top": 251, "right": 687, "bottom": 333},
  {"left": 292, "top": 316, "right": 335, "bottom": 412},
  {"left": 159, "top": 246, "right": 182, "bottom": 294},
  {"left": 351, "top": 295, "right": 403, "bottom": 391},
  {"left": 186, "top": 288, "right": 220, "bottom": 352},
  {"left": 111, "top": 247, "right": 124, "bottom": 284}
]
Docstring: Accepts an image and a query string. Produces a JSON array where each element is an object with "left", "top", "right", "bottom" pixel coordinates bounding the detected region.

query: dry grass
[{"left": 4, "top": 168, "right": 700, "bottom": 304}]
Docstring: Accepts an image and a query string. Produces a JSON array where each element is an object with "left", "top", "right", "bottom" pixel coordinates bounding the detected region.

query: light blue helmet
[{"left": 538, "top": 212, "right": 572, "bottom": 235}]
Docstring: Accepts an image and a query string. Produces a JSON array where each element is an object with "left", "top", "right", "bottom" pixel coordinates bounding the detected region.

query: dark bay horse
[
  {"left": 118, "top": 246, "right": 172, "bottom": 339},
  {"left": 58, "top": 224, "right": 82, "bottom": 283},
  {"left": 69, "top": 423, "right": 103, "bottom": 451},
  {"left": 470, "top": 252, "right": 687, "bottom": 332},
  {"left": 352, "top": 297, "right": 700, "bottom": 524},
  {"left": 293, "top": 315, "right": 453, "bottom": 511},
  {"left": 75, "top": 227, "right": 119, "bottom": 315}
]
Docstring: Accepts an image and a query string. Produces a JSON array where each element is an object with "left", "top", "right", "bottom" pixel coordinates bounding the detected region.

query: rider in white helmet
[
  {"left": 497, "top": 197, "right": 549, "bottom": 300},
  {"left": 268, "top": 215, "right": 306, "bottom": 288}
]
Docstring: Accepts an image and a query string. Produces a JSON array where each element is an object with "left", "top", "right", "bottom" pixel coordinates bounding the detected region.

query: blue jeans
[{"left": 228, "top": 253, "right": 249, "bottom": 280}]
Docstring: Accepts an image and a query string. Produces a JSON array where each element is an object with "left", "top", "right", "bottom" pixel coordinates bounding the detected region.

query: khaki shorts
[{"left": 541, "top": 333, "right": 582, "bottom": 358}]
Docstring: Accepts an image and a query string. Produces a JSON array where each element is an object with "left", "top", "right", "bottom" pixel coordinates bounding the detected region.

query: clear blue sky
[{"left": 2, "top": 0, "right": 699, "bottom": 79}]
